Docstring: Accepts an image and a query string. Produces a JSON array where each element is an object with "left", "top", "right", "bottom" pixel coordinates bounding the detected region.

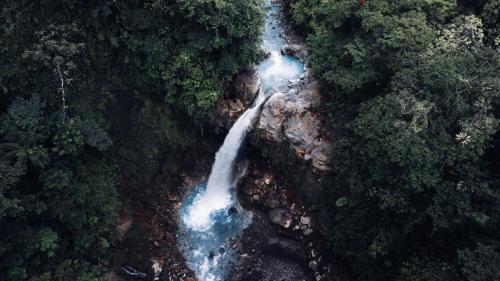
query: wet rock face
[
  {"left": 252, "top": 79, "right": 332, "bottom": 173},
  {"left": 231, "top": 166, "right": 336, "bottom": 281},
  {"left": 234, "top": 69, "right": 260, "bottom": 106},
  {"left": 213, "top": 98, "right": 246, "bottom": 129},
  {"left": 212, "top": 69, "right": 260, "bottom": 129},
  {"left": 213, "top": 54, "right": 332, "bottom": 174},
  {"left": 228, "top": 211, "right": 310, "bottom": 281}
]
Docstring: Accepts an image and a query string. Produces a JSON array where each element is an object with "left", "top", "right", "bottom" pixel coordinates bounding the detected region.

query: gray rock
[
  {"left": 300, "top": 216, "right": 311, "bottom": 225},
  {"left": 256, "top": 92, "right": 288, "bottom": 140},
  {"left": 311, "top": 140, "right": 333, "bottom": 172},
  {"left": 212, "top": 69, "right": 260, "bottom": 129},
  {"left": 253, "top": 81, "right": 332, "bottom": 172},
  {"left": 269, "top": 208, "right": 292, "bottom": 228},
  {"left": 213, "top": 98, "right": 246, "bottom": 129},
  {"left": 281, "top": 44, "right": 307, "bottom": 61},
  {"left": 309, "top": 261, "right": 318, "bottom": 271}
]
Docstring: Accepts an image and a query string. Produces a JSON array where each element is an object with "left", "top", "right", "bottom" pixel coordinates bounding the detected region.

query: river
[{"left": 177, "top": 2, "right": 304, "bottom": 280}]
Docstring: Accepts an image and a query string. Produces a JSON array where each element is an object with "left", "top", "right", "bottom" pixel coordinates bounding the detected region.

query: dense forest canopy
[
  {"left": 1, "top": 0, "right": 500, "bottom": 280},
  {"left": 0, "top": 1, "right": 263, "bottom": 280},
  {"left": 285, "top": 0, "right": 500, "bottom": 280}
]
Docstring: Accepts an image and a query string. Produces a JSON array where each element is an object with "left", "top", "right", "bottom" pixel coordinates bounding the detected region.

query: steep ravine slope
[
  {"left": 214, "top": 5, "right": 340, "bottom": 281},
  {"left": 112, "top": 3, "right": 337, "bottom": 281},
  {"left": 214, "top": 27, "right": 333, "bottom": 206}
]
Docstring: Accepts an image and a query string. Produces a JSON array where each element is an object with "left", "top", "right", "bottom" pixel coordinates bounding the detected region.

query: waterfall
[
  {"left": 178, "top": 1, "right": 305, "bottom": 280},
  {"left": 183, "top": 92, "right": 268, "bottom": 231},
  {"left": 183, "top": 51, "right": 304, "bottom": 231}
]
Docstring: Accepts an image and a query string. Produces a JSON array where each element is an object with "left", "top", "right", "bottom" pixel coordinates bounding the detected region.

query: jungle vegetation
[
  {"left": 285, "top": 0, "right": 500, "bottom": 280},
  {"left": 0, "top": 1, "right": 263, "bottom": 280},
  {"left": 1, "top": 0, "right": 500, "bottom": 280}
]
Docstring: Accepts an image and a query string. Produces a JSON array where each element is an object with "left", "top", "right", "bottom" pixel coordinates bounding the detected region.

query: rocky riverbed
[
  {"left": 221, "top": 4, "right": 337, "bottom": 281},
  {"left": 110, "top": 172, "right": 203, "bottom": 281},
  {"left": 110, "top": 2, "right": 339, "bottom": 281},
  {"left": 227, "top": 160, "right": 336, "bottom": 281}
]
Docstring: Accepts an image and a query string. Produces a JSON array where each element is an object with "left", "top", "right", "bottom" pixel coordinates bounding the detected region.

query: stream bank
[
  {"left": 110, "top": 2, "right": 340, "bottom": 281},
  {"left": 220, "top": 3, "right": 342, "bottom": 281}
]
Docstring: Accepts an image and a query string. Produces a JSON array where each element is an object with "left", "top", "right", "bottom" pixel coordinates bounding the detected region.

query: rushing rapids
[{"left": 178, "top": 1, "right": 304, "bottom": 280}]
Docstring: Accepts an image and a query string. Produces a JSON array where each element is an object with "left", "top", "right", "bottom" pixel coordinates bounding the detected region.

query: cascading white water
[
  {"left": 183, "top": 51, "right": 304, "bottom": 231},
  {"left": 183, "top": 93, "right": 268, "bottom": 230},
  {"left": 178, "top": 1, "right": 304, "bottom": 280}
]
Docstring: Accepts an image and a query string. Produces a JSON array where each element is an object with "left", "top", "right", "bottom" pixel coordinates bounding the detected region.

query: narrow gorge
[
  {"left": 4, "top": 0, "right": 496, "bottom": 280},
  {"left": 176, "top": 1, "right": 334, "bottom": 280}
]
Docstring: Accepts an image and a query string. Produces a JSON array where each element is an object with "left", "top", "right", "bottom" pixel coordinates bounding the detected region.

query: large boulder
[
  {"left": 234, "top": 69, "right": 260, "bottom": 106},
  {"left": 281, "top": 44, "right": 307, "bottom": 62},
  {"left": 212, "top": 98, "right": 246, "bottom": 129},
  {"left": 212, "top": 69, "right": 260, "bottom": 129},
  {"left": 269, "top": 208, "right": 292, "bottom": 228},
  {"left": 252, "top": 80, "right": 332, "bottom": 173}
]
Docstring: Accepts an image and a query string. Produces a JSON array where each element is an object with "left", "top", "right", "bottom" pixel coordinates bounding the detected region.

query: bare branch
[{"left": 56, "top": 63, "right": 67, "bottom": 123}]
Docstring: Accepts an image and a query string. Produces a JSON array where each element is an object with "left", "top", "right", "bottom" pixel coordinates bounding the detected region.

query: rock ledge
[{"left": 252, "top": 77, "right": 332, "bottom": 173}]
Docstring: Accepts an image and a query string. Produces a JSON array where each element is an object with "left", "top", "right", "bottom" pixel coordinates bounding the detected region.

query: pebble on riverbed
[{"left": 236, "top": 165, "right": 337, "bottom": 281}]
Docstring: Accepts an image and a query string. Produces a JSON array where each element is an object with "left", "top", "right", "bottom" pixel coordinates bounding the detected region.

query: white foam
[
  {"left": 182, "top": 49, "right": 303, "bottom": 233},
  {"left": 179, "top": 3, "right": 306, "bottom": 280},
  {"left": 183, "top": 93, "right": 268, "bottom": 231},
  {"left": 198, "top": 254, "right": 223, "bottom": 281},
  {"left": 260, "top": 51, "right": 304, "bottom": 93}
]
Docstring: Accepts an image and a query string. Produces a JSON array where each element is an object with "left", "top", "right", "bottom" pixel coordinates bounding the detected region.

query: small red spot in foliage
[{"left": 359, "top": 0, "right": 366, "bottom": 8}]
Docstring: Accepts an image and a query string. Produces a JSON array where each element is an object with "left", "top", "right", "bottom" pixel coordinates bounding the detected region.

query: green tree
[
  {"left": 0, "top": 97, "right": 118, "bottom": 280},
  {"left": 287, "top": 0, "right": 500, "bottom": 279},
  {"left": 1, "top": 0, "right": 264, "bottom": 279}
]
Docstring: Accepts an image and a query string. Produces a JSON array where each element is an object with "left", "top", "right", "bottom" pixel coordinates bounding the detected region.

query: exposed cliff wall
[
  {"left": 212, "top": 41, "right": 332, "bottom": 205},
  {"left": 249, "top": 69, "right": 332, "bottom": 204}
]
